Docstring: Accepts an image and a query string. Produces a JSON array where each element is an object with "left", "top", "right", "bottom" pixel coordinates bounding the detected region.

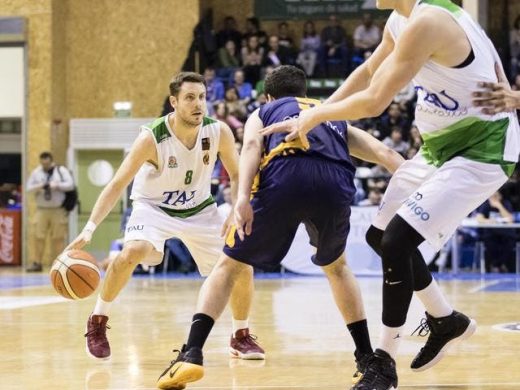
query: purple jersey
[{"left": 258, "top": 96, "right": 356, "bottom": 174}]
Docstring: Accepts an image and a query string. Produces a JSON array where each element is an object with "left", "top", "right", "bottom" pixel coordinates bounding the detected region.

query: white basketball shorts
[
  {"left": 373, "top": 152, "right": 509, "bottom": 251},
  {"left": 124, "top": 201, "right": 224, "bottom": 276}
]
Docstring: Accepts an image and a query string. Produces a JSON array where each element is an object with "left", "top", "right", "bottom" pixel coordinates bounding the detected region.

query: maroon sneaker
[
  {"left": 229, "top": 328, "right": 265, "bottom": 360},
  {"left": 85, "top": 314, "right": 111, "bottom": 360}
]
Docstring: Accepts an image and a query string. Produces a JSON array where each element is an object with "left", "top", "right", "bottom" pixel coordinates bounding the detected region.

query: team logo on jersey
[
  {"left": 201, "top": 137, "right": 210, "bottom": 151},
  {"left": 162, "top": 190, "right": 196, "bottom": 206},
  {"left": 168, "top": 156, "right": 178, "bottom": 168},
  {"left": 203, "top": 153, "right": 210, "bottom": 165}
]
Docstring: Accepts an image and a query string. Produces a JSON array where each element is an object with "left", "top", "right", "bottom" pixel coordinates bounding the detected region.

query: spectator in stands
[
  {"left": 277, "top": 22, "right": 295, "bottom": 50},
  {"left": 393, "top": 82, "right": 416, "bottom": 105},
  {"left": 263, "top": 35, "right": 294, "bottom": 67},
  {"left": 224, "top": 86, "right": 248, "bottom": 121},
  {"left": 213, "top": 101, "right": 244, "bottom": 132},
  {"left": 406, "top": 147, "right": 418, "bottom": 160},
  {"left": 353, "top": 13, "right": 381, "bottom": 58},
  {"left": 510, "top": 15, "right": 520, "bottom": 78},
  {"left": 409, "top": 123, "right": 422, "bottom": 149},
  {"left": 217, "top": 184, "right": 233, "bottom": 219},
  {"left": 297, "top": 21, "right": 321, "bottom": 77},
  {"left": 358, "top": 189, "right": 383, "bottom": 207},
  {"left": 501, "top": 169, "right": 520, "bottom": 211},
  {"left": 255, "top": 65, "right": 274, "bottom": 96},
  {"left": 319, "top": 15, "right": 349, "bottom": 76},
  {"left": 378, "top": 102, "right": 409, "bottom": 139},
  {"left": 247, "top": 92, "right": 267, "bottom": 114},
  {"left": 217, "top": 40, "right": 240, "bottom": 80},
  {"left": 383, "top": 127, "right": 410, "bottom": 156},
  {"left": 241, "top": 34, "right": 264, "bottom": 85},
  {"left": 512, "top": 73, "right": 520, "bottom": 91},
  {"left": 204, "top": 67, "right": 225, "bottom": 107},
  {"left": 26, "top": 152, "right": 74, "bottom": 272},
  {"left": 244, "top": 17, "right": 268, "bottom": 48},
  {"left": 216, "top": 16, "right": 242, "bottom": 50},
  {"left": 476, "top": 191, "right": 516, "bottom": 273},
  {"left": 232, "top": 69, "right": 253, "bottom": 101},
  {"left": 234, "top": 126, "right": 245, "bottom": 144}
]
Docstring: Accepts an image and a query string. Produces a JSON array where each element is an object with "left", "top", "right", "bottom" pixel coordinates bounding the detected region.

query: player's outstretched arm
[
  {"left": 217, "top": 122, "right": 240, "bottom": 238},
  {"left": 65, "top": 131, "right": 157, "bottom": 250},
  {"left": 347, "top": 125, "right": 404, "bottom": 173},
  {"left": 325, "top": 26, "right": 394, "bottom": 105},
  {"left": 234, "top": 109, "right": 264, "bottom": 240},
  {"left": 260, "top": 13, "right": 439, "bottom": 141}
]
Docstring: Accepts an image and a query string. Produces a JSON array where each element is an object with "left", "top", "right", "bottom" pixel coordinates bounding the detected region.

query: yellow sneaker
[{"left": 157, "top": 345, "right": 204, "bottom": 390}]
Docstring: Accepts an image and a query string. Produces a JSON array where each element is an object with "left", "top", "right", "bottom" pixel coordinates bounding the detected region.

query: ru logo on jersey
[
  {"left": 168, "top": 156, "right": 178, "bottom": 168},
  {"left": 203, "top": 153, "right": 210, "bottom": 165}
]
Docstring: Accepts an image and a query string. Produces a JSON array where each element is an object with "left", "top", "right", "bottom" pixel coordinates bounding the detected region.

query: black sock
[
  {"left": 186, "top": 313, "right": 215, "bottom": 350},
  {"left": 347, "top": 319, "right": 372, "bottom": 355}
]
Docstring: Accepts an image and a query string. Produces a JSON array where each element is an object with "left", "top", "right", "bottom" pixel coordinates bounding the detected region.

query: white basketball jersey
[
  {"left": 131, "top": 114, "right": 221, "bottom": 218},
  {"left": 386, "top": 0, "right": 520, "bottom": 170}
]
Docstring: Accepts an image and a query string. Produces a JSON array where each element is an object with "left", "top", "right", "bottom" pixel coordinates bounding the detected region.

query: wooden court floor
[{"left": 1, "top": 269, "right": 519, "bottom": 390}]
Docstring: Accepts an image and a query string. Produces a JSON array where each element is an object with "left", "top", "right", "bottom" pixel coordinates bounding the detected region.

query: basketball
[{"left": 50, "top": 249, "right": 100, "bottom": 300}]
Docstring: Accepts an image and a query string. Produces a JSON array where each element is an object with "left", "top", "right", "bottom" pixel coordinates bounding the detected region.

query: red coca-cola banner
[{"left": 0, "top": 209, "right": 21, "bottom": 265}]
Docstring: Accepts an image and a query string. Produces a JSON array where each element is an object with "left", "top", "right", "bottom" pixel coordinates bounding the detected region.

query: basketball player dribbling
[
  {"left": 66, "top": 72, "right": 264, "bottom": 362},
  {"left": 262, "top": 1, "right": 520, "bottom": 389},
  {"left": 156, "top": 65, "right": 405, "bottom": 390}
]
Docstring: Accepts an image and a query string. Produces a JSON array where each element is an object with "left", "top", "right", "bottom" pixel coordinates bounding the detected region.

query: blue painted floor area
[
  {"left": 0, "top": 274, "right": 50, "bottom": 289},
  {"left": 2, "top": 270, "right": 520, "bottom": 291}
]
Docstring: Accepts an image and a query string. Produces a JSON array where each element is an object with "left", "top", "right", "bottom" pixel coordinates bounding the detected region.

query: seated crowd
[{"left": 156, "top": 13, "right": 520, "bottom": 274}]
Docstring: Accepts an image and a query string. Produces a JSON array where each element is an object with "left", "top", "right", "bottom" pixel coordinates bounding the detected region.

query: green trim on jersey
[
  {"left": 203, "top": 116, "right": 217, "bottom": 127},
  {"left": 145, "top": 116, "right": 171, "bottom": 144},
  {"left": 420, "top": 0, "right": 461, "bottom": 15},
  {"left": 421, "top": 116, "right": 511, "bottom": 169},
  {"left": 158, "top": 196, "right": 215, "bottom": 219}
]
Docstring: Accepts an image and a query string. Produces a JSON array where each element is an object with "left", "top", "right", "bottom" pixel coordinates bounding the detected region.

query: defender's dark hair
[
  {"left": 264, "top": 65, "right": 307, "bottom": 99},
  {"left": 169, "top": 72, "right": 206, "bottom": 97},
  {"left": 39, "top": 151, "right": 53, "bottom": 160}
]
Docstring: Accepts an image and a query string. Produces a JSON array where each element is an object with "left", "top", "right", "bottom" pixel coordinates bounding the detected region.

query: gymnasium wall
[{"left": 1, "top": 0, "right": 199, "bottom": 263}]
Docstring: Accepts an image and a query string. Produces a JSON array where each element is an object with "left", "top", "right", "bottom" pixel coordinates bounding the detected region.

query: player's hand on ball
[
  {"left": 64, "top": 221, "right": 96, "bottom": 251},
  {"left": 234, "top": 195, "right": 253, "bottom": 241},
  {"left": 64, "top": 231, "right": 92, "bottom": 251}
]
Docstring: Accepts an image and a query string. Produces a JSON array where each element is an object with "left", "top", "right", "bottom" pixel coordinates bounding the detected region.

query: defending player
[
  {"left": 261, "top": 1, "right": 520, "bottom": 389},
  {"left": 66, "top": 72, "right": 264, "bottom": 361},
  {"left": 156, "top": 65, "right": 404, "bottom": 390}
]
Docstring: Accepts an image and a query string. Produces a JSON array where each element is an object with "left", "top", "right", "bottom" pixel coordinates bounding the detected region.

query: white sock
[
  {"left": 378, "top": 325, "right": 404, "bottom": 359},
  {"left": 93, "top": 296, "right": 112, "bottom": 316},
  {"left": 415, "top": 279, "right": 453, "bottom": 318},
  {"left": 232, "top": 318, "right": 249, "bottom": 335}
]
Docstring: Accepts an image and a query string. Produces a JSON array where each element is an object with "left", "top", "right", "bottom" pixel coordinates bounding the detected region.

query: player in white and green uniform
[
  {"left": 127, "top": 115, "right": 224, "bottom": 276},
  {"left": 260, "top": 1, "right": 518, "bottom": 388},
  {"left": 67, "top": 72, "right": 264, "bottom": 363}
]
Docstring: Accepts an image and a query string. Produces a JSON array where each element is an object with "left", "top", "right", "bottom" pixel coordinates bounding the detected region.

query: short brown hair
[{"left": 169, "top": 72, "right": 206, "bottom": 96}]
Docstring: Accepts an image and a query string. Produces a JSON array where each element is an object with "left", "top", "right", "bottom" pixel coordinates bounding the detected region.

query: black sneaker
[
  {"left": 26, "top": 262, "right": 42, "bottom": 272},
  {"left": 410, "top": 310, "right": 476, "bottom": 372},
  {"left": 352, "top": 350, "right": 372, "bottom": 384},
  {"left": 157, "top": 345, "right": 204, "bottom": 390},
  {"left": 351, "top": 349, "right": 398, "bottom": 390}
]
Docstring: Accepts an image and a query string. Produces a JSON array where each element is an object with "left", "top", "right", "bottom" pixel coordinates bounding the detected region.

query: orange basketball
[{"left": 50, "top": 249, "right": 100, "bottom": 300}]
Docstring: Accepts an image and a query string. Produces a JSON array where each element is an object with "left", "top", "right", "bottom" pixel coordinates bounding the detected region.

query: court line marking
[{"left": 467, "top": 280, "right": 502, "bottom": 293}]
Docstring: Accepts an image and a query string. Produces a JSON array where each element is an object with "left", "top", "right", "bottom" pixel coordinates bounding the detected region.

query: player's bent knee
[
  {"left": 321, "top": 256, "right": 347, "bottom": 277},
  {"left": 115, "top": 241, "right": 154, "bottom": 269},
  {"left": 366, "top": 225, "right": 384, "bottom": 254},
  {"left": 140, "top": 250, "right": 163, "bottom": 266}
]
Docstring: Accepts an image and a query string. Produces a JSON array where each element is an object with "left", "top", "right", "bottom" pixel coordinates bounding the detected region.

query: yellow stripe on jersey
[
  {"left": 225, "top": 225, "right": 237, "bottom": 248},
  {"left": 296, "top": 97, "right": 321, "bottom": 111}
]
